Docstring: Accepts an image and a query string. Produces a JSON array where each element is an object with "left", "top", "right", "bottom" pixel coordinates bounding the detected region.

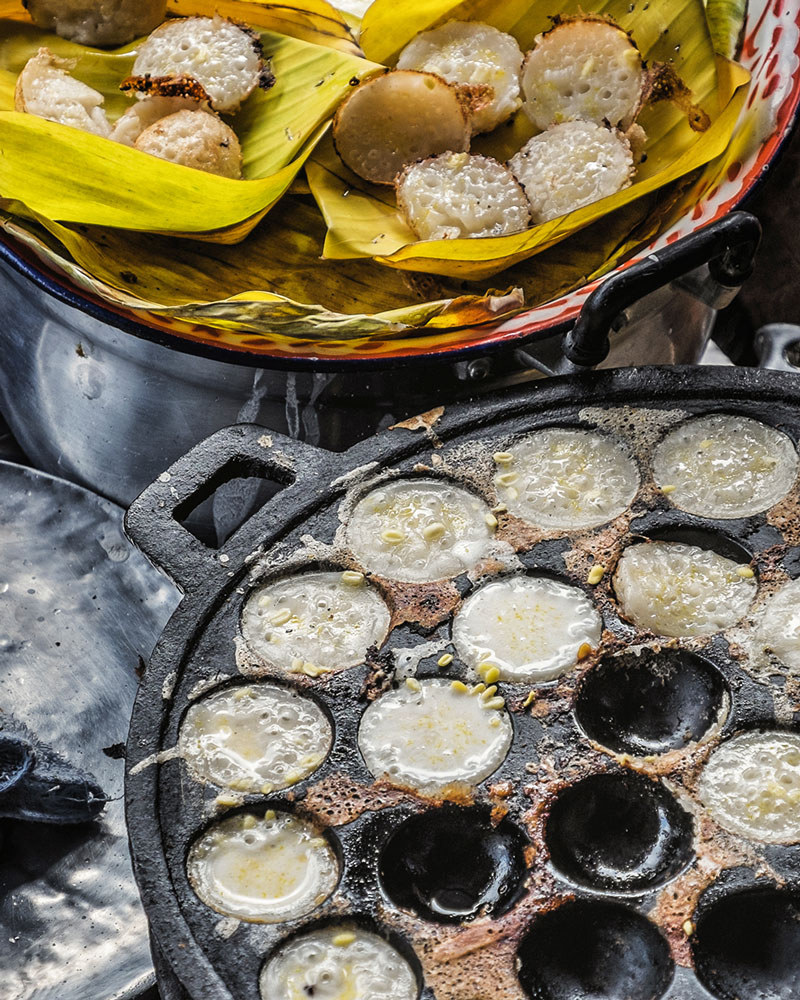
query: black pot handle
[
  {"left": 558, "top": 211, "right": 762, "bottom": 371},
  {"left": 124, "top": 425, "right": 333, "bottom": 593}
]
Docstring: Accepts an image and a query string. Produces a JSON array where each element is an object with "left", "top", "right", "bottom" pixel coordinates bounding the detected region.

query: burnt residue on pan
[{"left": 125, "top": 369, "right": 800, "bottom": 1000}]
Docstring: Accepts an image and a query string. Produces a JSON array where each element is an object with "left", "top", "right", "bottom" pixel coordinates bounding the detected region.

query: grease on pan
[
  {"left": 494, "top": 428, "right": 640, "bottom": 531},
  {"left": 241, "top": 571, "right": 390, "bottom": 672},
  {"left": 187, "top": 811, "right": 339, "bottom": 922},
  {"left": 613, "top": 541, "right": 756, "bottom": 638},
  {"left": 453, "top": 575, "right": 602, "bottom": 683},
  {"left": 346, "top": 479, "right": 494, "bottom": 583},
  {"left": 699, "top": 731, "right": 800, "bottom": 844},
  {"left": 260, "top": 924, "right": 419, "bottom": 1000},
  {"left": 652, "top": 414, "right": 799, "bottom": 518},
  {"left": 178, "top": 684, "right": 332, "bottom": 793},
  {"left": 358, "top": 678, "right": 513, "bottom": 794}
]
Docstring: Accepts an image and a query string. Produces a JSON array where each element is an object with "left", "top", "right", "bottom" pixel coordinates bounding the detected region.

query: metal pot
[{"left": 0, "top": 213, "right": 759, "bottom": 508}]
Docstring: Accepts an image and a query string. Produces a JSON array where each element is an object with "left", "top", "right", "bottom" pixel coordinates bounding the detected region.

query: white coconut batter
[
  {"left": 494, "top": 428, "right": 640, "bottom": 531},
  {"left": 699, "top": 731, "right": 800, "bottom": 843},
  {"left": 755, "top": 577, "right": 800, "bottom": 674},
  {"left": 453, "top": 575, "right": 602, "bottom": 683},
  {"left": 613, "top": 541, "right": 756, "bottom": 638},
  {"left": 260, "top": 924, "right": 419, "bottom": 1000},
  {"left": 358, "top": 679, "right": 513, "bottom": 794},
  {"left": 179, "top": 684, "right": 332, "bottom": 793},
  {"left": 187, "top": 811, "right": 339, "bottom": 922},
  {"left": 241, "top": 571, "right": 390, "bottom": 672},
  {"left": 652, "top": 414, "right": 798, "bottom": 518},
  {"left": 346, "top": 479, "right": 494, "bottom": 583}
]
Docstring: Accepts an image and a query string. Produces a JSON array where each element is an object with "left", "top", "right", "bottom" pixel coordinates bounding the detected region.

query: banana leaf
[
  {"left": 0, "top": 175, "right": 674, "bottom": 352},
  {"left": 167, "top": 0, "right": 363, "bottom": 55},
  {"left": 705, "top": 0, "right": 748, "bottom": 59},
  {"left": 305, "top": 0, "right": 750, "bottom": 279},
  {"left": 0, "top": 12, "right": 381, "bottom": 240}
]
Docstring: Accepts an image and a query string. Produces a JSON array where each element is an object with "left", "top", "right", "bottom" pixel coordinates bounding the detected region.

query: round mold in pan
[{"left": 125, "top": 367, "right": 800, "bottom": 1000}]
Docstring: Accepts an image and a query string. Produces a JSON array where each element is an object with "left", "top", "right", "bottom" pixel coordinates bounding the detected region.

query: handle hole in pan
[{"left": 174, "top": 456, "right": 295, "bottom": 549}]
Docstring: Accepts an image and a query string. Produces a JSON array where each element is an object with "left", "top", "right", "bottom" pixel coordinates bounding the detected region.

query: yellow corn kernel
[
  {"left": 241, "top": 813, "right": 257, "bottom": 829},
  {"left": 405, "top": 677, "right": 421, "bottom": 692},
  {"left": 660, "top": 485, "right": 676, "bottom": 495},
  {"left": 472, "top": 683, "right": 487, "bottom": 695},
  {"left": 451, "top": 680, "right": 469, "bottom": 694},
  {"left": 496, "top": 471, "right": 519, "bottom": 488},
  {"left": 381, "top": 528, "right": 405, "bottom": 544},
  {"left": 493, "top": 452, "right": 514, "bottom": 465},
  {"left": 265, "top": 809, "right": 277, "bottom": 821},
  {"left": 270, "top": 608, "right": 292, "bottom": 627},
  {"left": 587, "top": 564, "right": 605, "bottom": 585},
  {"left": 683, "top": 920, "right": 695, "bottom": 936},
  {"left": 333, "top": 931, "right": 357, "bottom": 947},
  {"left": 485, "top": 513, "right": 498, "bottom": 532},
  {"left": 523, "top": 690, "right": 536, "bottom": 708},
  {"left": 341, "top": 570, "right": 365, "bottom": 586},
  {"left": 215, "top": 794, "right": 240, "bottom": 808},
  {"left": 481, "top": 685, "right": 498, "bottom": 700},
  {"left": 422, "top": 521, "right": 446, "bottom": 542},
  {"left": 483, "top": 666, "right": 501, "bottom": 684},
  {"left": 484, "top": 696, "right": 505, "bottom": 711},
  {"left": 737, "top": 566, "right": 755, "bottom": 579},
  {"left": 577, "top": 642, "right": 593, "bottom": 661},
  {"left": 437, "top": 653, "right": 454, "bottom": 668}
]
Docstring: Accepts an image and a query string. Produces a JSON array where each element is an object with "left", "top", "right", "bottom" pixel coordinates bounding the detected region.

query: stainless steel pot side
[{"left": 0, "top": 214, "right": 758, "bottom": 509}]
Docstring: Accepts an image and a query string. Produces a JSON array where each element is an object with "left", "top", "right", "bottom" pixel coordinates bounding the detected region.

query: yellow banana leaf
[
  {"left": 705, "top": 0, "right": 748, "bottom": 59},
  {"left": 0, "top": 16, "right": 381, "bottom": 240},
  {"left": 306, "top": 0, "right": 750, "bottom": 279},
  {"left": 167, "top": 0, "right": 363, "bottom": 55},
  {"left": 0, "top": 175, "right": 670, "bottom": 351}
]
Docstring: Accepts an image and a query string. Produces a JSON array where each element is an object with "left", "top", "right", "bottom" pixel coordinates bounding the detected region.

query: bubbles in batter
[
  {"left": 178, "top": 684, "right": 332, "bottom": 793},
  {"left": 187, "top": 811, "right": 339, "bottom": 922},
  {"left": 453, "top": 575, "right": 602, "bottom": 683},
  {"left": 613, "top": 541, "right": 756, "bottom": 638},
  {"left": 652, "top": 414, "right": 798, "bottom": 518},
  {"left": 241, "top": 571, "right": 390, "bottom": 673},
  {"left": 755, "top": 578, "right": 800, "bottom": 674},
  {"left": 358, "top": 679, "right": 513, "bottom": 794},
  {"left": 345, "top": 478, "right": 494, "bottom": 583},
  {"left": 493, "top": 427, "right": 640, "bottom": 531},
  {"left": 699, "top": 731, "right": 800, "bottom": 843},
  {"left": 260, "top": 924, "right": 419, "bottom": 1000}
]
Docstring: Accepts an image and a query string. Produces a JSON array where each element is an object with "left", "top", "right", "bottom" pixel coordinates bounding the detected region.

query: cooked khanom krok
[
  {"left": 123, "top": 15, "right": 272, "bottom": 113},
  {"left": 178, "top": 684, "right": 332, "bottom": 793},
  {"left": 241, "top": 570, "right": 391, "bottom": 674},
  {"left": 260, "top": 924, "right": 419, "bottom": 1000},
  {"left": 397, "top": 21, "right": 524, "bottom": 134},
  {"left": 22, "top": 0, "right": 165, "bottom": 46},
  {"left": 187, "top": 811, "right": 339, "bottom": 922},
  {"left": 358, "top": 678, "right": 513, "bottom": 794},
  {"left": 453, "top": 576, "right": 603, "bottom": 683},
  {"left": 346, "top": 479, "right": 495, "bottom": 583},
  {"left": 652, "top": 413, "right": 799, "bottom": 518}
]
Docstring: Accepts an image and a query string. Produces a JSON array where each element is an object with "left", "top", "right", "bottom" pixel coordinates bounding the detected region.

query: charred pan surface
[{"left": 125, "top": 368, "right": 800, "bottom": 1000}]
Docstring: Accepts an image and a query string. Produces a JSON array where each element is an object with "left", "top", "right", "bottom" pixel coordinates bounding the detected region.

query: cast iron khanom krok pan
[{"left": 125, "top": 298, "right": 800, "bottom": 998}]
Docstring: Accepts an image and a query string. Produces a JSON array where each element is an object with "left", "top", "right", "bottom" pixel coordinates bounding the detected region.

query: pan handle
[
  {"left": 754, "top": 323, "right": 800, "bottom": 371},
  {"left": 124, "top": 425, "right": 333, "bottom": 593},
  {"left": 557, "top": 211, "right": 762, "bottom": 371}
]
